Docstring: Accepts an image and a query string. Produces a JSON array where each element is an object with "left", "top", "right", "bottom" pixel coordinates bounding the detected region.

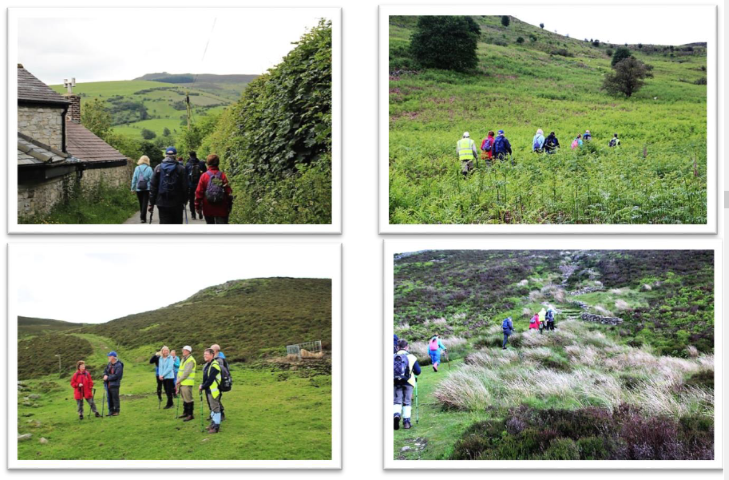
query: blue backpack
[
  {"left": 502, "top": 318, "right": 512, "bottom": 332},
  {"left": 546, "top": 310, "right": 554, "bottom": 321},
  {"left": 394, "top": 354, "right": 410, "bottom": 384},
  {"left": 159, "top": 162, "right": 180, "bottom": 198},
  {"left": 494, "top": 136, "right": 506, "bottom": 154},
  {"left": 533, "top": 138, "right": 542, "bottom": 151}
]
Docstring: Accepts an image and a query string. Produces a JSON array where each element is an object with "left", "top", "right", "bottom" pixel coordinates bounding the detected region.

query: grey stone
[
  {"left": 28, "top": 394, "right": 41, "bottom": 400},
  {"left": 18, "top": 434, "right": 32, "bottom": 442},
  {"left": 400, "top": 446, "right": 411, "bottom": 453},
  {"left": 39, "top": 437, "right": 48, "bottom": 444}
]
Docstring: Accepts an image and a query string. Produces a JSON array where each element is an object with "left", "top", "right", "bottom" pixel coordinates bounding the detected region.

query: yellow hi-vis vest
[
  {"left": 458, "top": 138, "right": 474, "bottom": 161},
  {"left": 206, "top": 360, "right": 222, "bottom": 399},
  {"left": 179, "top": 355, "right": 196, "bottom": 386}
]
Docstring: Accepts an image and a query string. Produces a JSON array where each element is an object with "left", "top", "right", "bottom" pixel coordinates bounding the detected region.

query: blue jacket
[
  {"left": 428, "top": 337, "right": 446, "bottom": 353},
  {"left": 173, "top": 356, "right": 180, "bottom": 371},
  {"left": 158, "top": 355, "right": 175, "bottom": 380},
  {"left": 103, "top": 360, "right": 124, "bottom": 387},
  {"left": 493, "top": 135, "right": 512, "bottom": 156},
  {"left": 532, "top": 134, "right": 545, "bottom": 151},
  {"left": 502, "top": 318, "right": 514, "bottom": 333},
  {"left": 131, "top": 164, "right": 153, "bottom": 192}
]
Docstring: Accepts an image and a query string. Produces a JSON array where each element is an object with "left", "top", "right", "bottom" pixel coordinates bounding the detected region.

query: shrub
[
  {"left": 602, "top": 57, "right": 653, "bottom": 98},
  {"left": 516, "top": 36, "right": 524, "bottom": 44},
  {"left": 539, "top": 23, "right": 544, "bottom": 29},
  {"left": 611, "top": 47, "right": 632, "bottom": 67},
  {"left": 410, "top": 16, "right": 480, "bottom": 72},
  {"left": 501, "top": 16, "right": 510, "bottom": 27},
  {"left": 542, "top": 438, "right": 580, "bottom": 459},
  {"left": 140, "top": 128, "right": 156, "bottom": 140}
]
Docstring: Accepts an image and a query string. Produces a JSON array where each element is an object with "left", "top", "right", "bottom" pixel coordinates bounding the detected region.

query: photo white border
[
  {"left": 378, "top": 4, "right": 719, "bottom": 234},
  {"left": 7, "top": 7, "right": 341, "bottom": 234},
  {"left": 383, "top": 238, "right": 723, "bottom": 469},
  {"left": 8, "top": 241, "right": 342, "bottom": 469}
]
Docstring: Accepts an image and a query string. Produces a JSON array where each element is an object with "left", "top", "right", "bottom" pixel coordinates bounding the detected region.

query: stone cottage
[{"left": 17, "top": 64, "right": 130, "bottom": 218}]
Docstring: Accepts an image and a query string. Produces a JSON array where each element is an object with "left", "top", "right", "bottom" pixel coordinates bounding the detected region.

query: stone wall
[
  {"left": 18, "top": 106, "right": 65, "bottom": 150},
  {"left": 581, "top": 312, "right": 623, "bottom": 325},
  {"left": 18, "top": 174, "right": 73, "bottom": 218},
  {"left": 80, "top": 163, "right": 131, "bottom": 191}
]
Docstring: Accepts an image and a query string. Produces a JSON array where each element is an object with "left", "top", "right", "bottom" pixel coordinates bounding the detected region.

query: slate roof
[
  {"left": 17, "top": 64, "right": 70, "bottom": 106},
  {"left": 18, "top": 132, "right": 72, "bottom": 166},
  {"left": 66, "top": 122, "right": 127, "bottom": 163}
]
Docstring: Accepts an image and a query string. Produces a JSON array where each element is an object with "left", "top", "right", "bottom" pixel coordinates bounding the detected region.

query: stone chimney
[{"left": 65, "top": 94, "right": 81, "bottom": 123}]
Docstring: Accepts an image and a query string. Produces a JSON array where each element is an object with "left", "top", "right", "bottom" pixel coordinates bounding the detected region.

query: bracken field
[{"left": 388, "top": 16, "right": 708, "bottom": 224}]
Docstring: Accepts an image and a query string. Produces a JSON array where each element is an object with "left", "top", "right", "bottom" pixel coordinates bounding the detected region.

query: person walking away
[
  {"left": 492, "top": 129, "right": 513, "bottom": 162},
  {"left": 177, "top": 156, "right": 185, "bottom": 164},
  {"left": 70, "top": 361, "right": 100, "bottom": 420},
  {"left": 199, "top": 348, "right": 223, "bottom": 434},
  {"left": 131, "top": 156, "right": 153, "bottom": 223},
  {"left": 546, "top": 308, "right": 556, "bottom": 331},
  {"left": 176, "top": 346, "right": 197, "bottom": 422},
  {"left": 571, "top": 134, "right": 583, "bottom": 150},
  {"left": 456, "top": 132, "right": 478, "bottom": 177},
  {"left": 428, "top": 334, "right": 447, "bottom": 372},
  {"left": 583, "top": 130, "right": 592, "bottom": 142},
  {"left": 210, "top": 344, "right": 228, "bottom": 422},
  {"left": 393, "top": 334, "right": 399, "bottom": 354},
  {"left": 529, "top": 313, "right": 540, "bottom": 330},
  {"left": 532, "top": 129, "right": 545, "bottom": 153},
  {"left": 158, "top": 346, "right": 175, "bottom": 409},
  {"left": 609, "top": 133, "right": 620, "bottom": 147},
  {"left": 171, "top": 350, "right": 180, "bottom": 397},
  {"left": 185, "top": 151, "right": 207, "bottom": 220},
  {"left": 544, "top": 131, "right": 560, "bottom": 154},
  {"left": 102, "top": 351, "right": 124, "bottom": 416},
  {"left": 502, "top": 317, "right": 514, "bottom": 349},
  {"left": 481, "top": 131, "right": 495, "bottom": 164},
  {"left": 195, "top": 154, "right": 233, "bottom": 224},
  {"left": 149, "top": 351, "right": 163, "bottom": 403},
  {"left": 538, "top": 307, "right": 547, "bottom": 327},
  {"left": 149, "top": 147, "right": 189, "bottom": 224},
  {"left": 394, "top": 339, "right": 421, "bottom": 431}
]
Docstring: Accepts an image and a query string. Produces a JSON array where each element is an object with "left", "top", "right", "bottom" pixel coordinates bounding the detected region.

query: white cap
[
  {"left": 183, "top": 345, "right": 192, "bottom": 353},
  {"left": 463, "top": 132, "right": 470, "bottom": 138}
]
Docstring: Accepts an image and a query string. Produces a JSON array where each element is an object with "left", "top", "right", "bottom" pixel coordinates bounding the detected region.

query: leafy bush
[
  {"left": 410, "top": 16, "right": 480, "bottom": 72},
  {"left": 18, "top": 334, "right": 93, "bottom": 379},
  {"left": 501, "top": 16, "right": 510, "bottom": 27}
]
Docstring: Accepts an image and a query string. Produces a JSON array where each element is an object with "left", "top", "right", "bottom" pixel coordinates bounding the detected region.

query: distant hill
[
  {"left": 18, "top": 316, "right": 85, "bottom": 337},
  {"left": 135, "top": 72, "right": 259, "bottom": 84}
]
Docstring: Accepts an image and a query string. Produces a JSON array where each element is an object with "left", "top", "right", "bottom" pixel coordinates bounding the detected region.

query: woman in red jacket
[
  {"left": 194, "top": 154, "right": 233, "bottom": 224},
  {"left": 70, "top": 361, "right": 100, "bottom": 420}
]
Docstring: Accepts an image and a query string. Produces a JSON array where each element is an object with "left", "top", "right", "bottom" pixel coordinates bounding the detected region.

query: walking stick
[
  {"left": 415, "top": 377, "right": 419, "bottom": 425},
  {"left": 175, "top": 389, "right": 180, "bottom": 419},
  {"left": 199, "top": 389, "right": 205, "bottom": 432},
  {"left": 101, "top": 384, "right": 106, "bottom": 419},
  {"left": 92, "top": 388, "right": 96, "bottom": 420}
]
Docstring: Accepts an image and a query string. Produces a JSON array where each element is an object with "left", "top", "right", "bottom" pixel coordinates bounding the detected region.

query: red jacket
[
  {"left": 71, "top": 370, "right": 95, "bottom": 400},
  {"left": 529, "top": 315, "right": 540, "bottom": 330},
  {"left": 194, "top": 166, "right": 233, "bottom": 218}
]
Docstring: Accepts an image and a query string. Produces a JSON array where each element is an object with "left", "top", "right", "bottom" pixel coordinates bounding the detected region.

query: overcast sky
[
  {"left": 12, "top": 244, "right": 337, "bottom": 324},
  {"left": 17, "top": 8, "right": 329, "bottom": 84},
  {"left": 509, "top": 5, "right": 711, "bottom": 46}
]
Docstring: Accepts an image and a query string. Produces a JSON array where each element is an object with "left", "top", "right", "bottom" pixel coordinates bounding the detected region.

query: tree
[
  {"left": 602, "top": 56, "right": 653, "bottom": 98},
  {"left": 516, "top": 36, "right": 524, "bottom": 44},
  {"left": 529, "top": 34, "right": 537, "bottom": 42},
  {"left": 606, "top": 49, "right": 614, "bottom": 57},
  {"left": 163, "top": 127, "right": 171, "bottom": 137},
  {"left": 638, "top": 43, "right": 643, "bottom": 49},
  {"left": 80, "top": 98, "right": 112, "bottom": 140},
  {"left": 140, "top": 128, "right": 156, "bottom": 140},
  {"left": 611, "top": 47, "right": 632, "bottom": 67},
  {"left": 501, "top": 16, "right": 510, "bottom": 27},
  {"left": 539, "top": 23, "right": 544, "bottom": 29},
  {"left": 592, "top": 39, "right": 600, "bottom": 47},
  {"left": 464, "top": 16, "right": 481, "bottom": 36},
  {"left": 410, "top": 16, "right": 480, "bottom": 72}
]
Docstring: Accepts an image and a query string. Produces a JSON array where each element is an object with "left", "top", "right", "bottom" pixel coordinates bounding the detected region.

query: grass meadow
[{"left": 388, "top": 17, "right": 708, "bottom": 224}]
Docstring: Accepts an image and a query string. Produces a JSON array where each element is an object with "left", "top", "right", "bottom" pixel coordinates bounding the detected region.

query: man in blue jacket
[
  {"left": 103, "top": 351, "right": 124, "bottom": 416},
  {"left": 502, "top": 317, "right": 514, "bottom": 350},
  {"left": 493, "top": 130, "right": 512, "bottom": 162}
]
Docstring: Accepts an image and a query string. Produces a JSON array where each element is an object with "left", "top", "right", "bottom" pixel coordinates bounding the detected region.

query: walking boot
[
  {"left": 95, "top": 412, "right": 101, "bottom": 418},
  {"left": 79, "top": 414, "right": 84, "bottom": 421},
  {"left": 207, "top": 424, "right": 219, "bottom": 434},
  {"left": 184, "top": 402, "right": 195, "bottom": 422},
  {"left": 394, "top": 414, "right": 401, "bottom": 431},
  {"left": 164, "top": 402, "right": 174, "bottom": 409},
  {"left": 220, "top": 411, "right": 225, "bottom": 422},
  {"left": 181, "top": 403, "right": 191, "bottom": 421},
  {"left": 403, "top": 419, "right": 412, "bottom": 430}
]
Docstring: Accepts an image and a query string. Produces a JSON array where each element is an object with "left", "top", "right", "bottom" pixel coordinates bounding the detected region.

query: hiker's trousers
[
  {"left": 107, "top": 385, "right": 121, "bottom": 413},
  {"left": 206, "top": 391, "right": 222, "bottom": 425},
  {"left": 204, "top": 215, "right": 229, "bottom": 224},
  {"left": 76, "top": 397, "right": 98, "bottom": 415},
  {"left": 394, "top": 383, "right": 414, "bottom": 419},
  {"left": 180, "top": 385, "right": 193, "bottom": 403},
  {"left": 136, "top": 191, "right": 150, "bottom": 222},
  {"left": 503, "top": 331, "right": 512, "bottom": 348},
  {"left": 163, "top": 379, "right": 175, "bottom": 406},
  {"left": 429, "top": 349, "right": 441, "bottom": 366},
  {"left": 157, "top": 206, "right": 184, "bottom": 224}
]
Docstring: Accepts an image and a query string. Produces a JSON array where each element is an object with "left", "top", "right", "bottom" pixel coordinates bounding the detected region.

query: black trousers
[
  {"left": 188, "top": 192, "right": 198, "bottom": 218},
  {"left": 136, "top": 191, "right": 150, "bottom": 222},
  {"left": 107, "top": 385, "right": 121, "bottom": 413},
  {"left": 163, "top": 378, "right": 175, "bottom": 406},
  {"left": 205, "top": 216, "right": 229, "bottom": 224},
  {"left": 156, "top": 376, "right": 163, "bottom": 398},
  {"left": 157, "top": 206, "right": 184, "bottom": 224}
]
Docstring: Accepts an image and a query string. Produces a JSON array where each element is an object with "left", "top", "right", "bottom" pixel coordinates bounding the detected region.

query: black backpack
[
  {"left": 546, "top": 310, "right": 554, "bottom": 321},
  {"left": 159, "top": 162, "right": 180, "bottom": 197},
  {"left": 137, "top": 165, "right": 149, "bottom": 191},
  {"left": 189, "top": 162, "right": 202, "bottom": 188},
  {"left": 394, "top": 353, "right": 410, "bottom": 384},
  {"left": 216, "top": 359, "right": 233, "bottom": 392}
]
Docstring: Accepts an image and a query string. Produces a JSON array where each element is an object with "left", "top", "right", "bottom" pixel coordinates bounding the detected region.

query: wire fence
[{"left": 286, "top": 340, "right": 323, "bottom": 360}]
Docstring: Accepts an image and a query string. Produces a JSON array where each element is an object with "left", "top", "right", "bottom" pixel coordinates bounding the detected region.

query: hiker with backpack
[
  {"left": 529, "top": 313, "right": 540, "bottom": 331},
  {"left": 583, "top": 130, "right": 592, "bottom": 142},
  {"left": 609, "top": 133, "right": 620, "bottom": 147},
  {"left": 544, "top": 131, "right": 560, "bottom": 154},
  {"left": 149, "top": 351, "right": 163, "bottom": 405},
  {"left": 456, "top": 132, "right": 478, "bottom": 177},
  {"left": 502, "top": 317, "right": 514, "bottom": 349},
  {"left": 199, "top": 348, "right": 223, "bottom": 434},
  {"left": 149, "top": 147, "right": 189, "bottom": 224},
  {"left": 481, "top": 131, "right": 495, "bottom": 163},
  {"left": 210, "top": 344, "right": 231, "bottom": 422},
  {"left": 394, "top": 339, "right": 421, "bottom": 431},
  {"left": 70, "top": 361, "right": 101, "bottom": 420},
  {"left": 532, "top": 129, "right": 545, "bottom": 153},
  {"left": 571, "top": 134, "right": 583, "bottom": 150},
  {"left": 493, "top": 129, "right": 513, "bottom": 162},
  {"left": 102, "top": 351, "right": 124, "bottom": 416},
  {"left": 158, "top": 346, "right": 175, "bottom": 409},
  {"left": 185, "top": 151, "right": 207, "bottom": 220},
  {"left": 428, "top": 334, "right": 447, "bottom": 372},
  {"left": 176, "top": 345, "right": 196, "bottom": 422},
  {"left": 546, "top": 308, "right": 556, "bottom": 331},
  {"left": 131, "top": 155, "right": 154, "bottom": 223},
  {"left": 194, "top": 154, "right": 233, "bottom": 224}
]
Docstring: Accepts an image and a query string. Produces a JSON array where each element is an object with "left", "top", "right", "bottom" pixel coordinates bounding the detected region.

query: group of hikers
[
  {"left": 131, "top": 147, "right": 233, "bottom": 224},
  {"left": 70, "top": 344, "right": 232, "bottom": 434},
  {"left": 457, "top": 129, "right": 622, "bottom": 176},
  {"left": 502, "top": 307, "right": 557, "bottom": 349}
]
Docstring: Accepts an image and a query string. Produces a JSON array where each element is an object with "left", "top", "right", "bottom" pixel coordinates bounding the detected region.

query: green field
[
  {"left": 18, "top": 334, "right": 331, "bottom": 461},
  {"left": 388, "top": 16, "right": 708, "bottom": 224},
  {"left": 393, "top": 250, "right": 714, "bottom": 460}
]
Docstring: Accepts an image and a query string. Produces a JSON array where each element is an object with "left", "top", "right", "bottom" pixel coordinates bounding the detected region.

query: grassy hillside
[
  {"left": 388, "top": 16, "right": 707, "bottom": 224},
  {"left": 393, "top": 250, "right": 714, "bottom": 460},
  {"left": 18, "top": 316, "right": 86, "bottom": 338},
  {"left": 50, "top": 74, "right": 254, "bottom": 140}
]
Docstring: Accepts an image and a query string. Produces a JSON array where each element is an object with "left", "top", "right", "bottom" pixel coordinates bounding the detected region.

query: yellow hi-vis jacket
[
  {"left": 178, "top": 355, "right": 196, "bottom": 386},
  {"left": 457, "top": 138, "right": 476, "bottom": 161},
  {"left": 203, "top": 359, "right": 222, "bottom": 399}
]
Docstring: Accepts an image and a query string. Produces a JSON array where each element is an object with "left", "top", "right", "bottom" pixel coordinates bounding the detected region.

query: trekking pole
[
  {"left": 415, "top": 377, "right": 419, "bottom": 425},
  {"left": 78, "top": 386, "right": 84, "bottom": 420},
  {"left": 199, "top": 389, "right": 205, "bottom": 432},
  {"left": 92, "top": 388, "right": 96, "bottom": 420},
  {"left": 101, "top": 384, "right": 106, "bottom": 419}
]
